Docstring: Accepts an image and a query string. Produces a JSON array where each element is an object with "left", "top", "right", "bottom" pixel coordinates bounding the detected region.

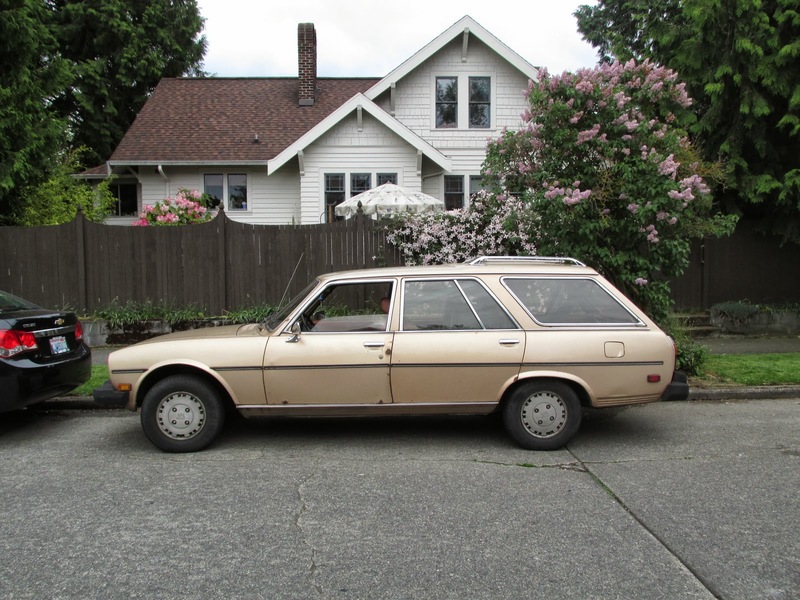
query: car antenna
[
  {"left": 278, "top": 252, "right": 305, "bottom": 309},
  {"left": 258, "top": 252, "right": 305, "bottom": 332}
]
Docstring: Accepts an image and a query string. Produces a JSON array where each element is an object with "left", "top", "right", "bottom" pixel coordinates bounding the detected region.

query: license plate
[{"left": 49, "top": 336, "right": 69, "bottom": 355}]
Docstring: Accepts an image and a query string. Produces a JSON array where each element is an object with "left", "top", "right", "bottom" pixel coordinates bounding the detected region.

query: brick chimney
[{"left": 298, "top": 23, "right": 317, "bottom": 106}]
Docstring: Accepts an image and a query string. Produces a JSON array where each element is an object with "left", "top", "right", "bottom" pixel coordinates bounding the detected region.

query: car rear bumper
[
  {"left": 661, "top": 371, "right": 689, "bottom": 401},
  {"left": 0, "top": 344, "right": 92, "bottom": 413}
]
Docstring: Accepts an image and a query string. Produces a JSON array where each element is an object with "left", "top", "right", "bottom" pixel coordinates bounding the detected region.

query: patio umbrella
[{"left": 334, "top": 183, "right": 445, "bottom": 219}]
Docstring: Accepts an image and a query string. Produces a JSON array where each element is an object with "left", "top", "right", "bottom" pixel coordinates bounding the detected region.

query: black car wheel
[
  {"left": 503, "top": 380, "right": 582, "bottom": 450},
  {"left": 141, "top": 375, "right": 225, "bottom": 453}
]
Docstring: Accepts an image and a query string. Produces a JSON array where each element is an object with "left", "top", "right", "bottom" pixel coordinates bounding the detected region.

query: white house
[{"left": 99, "top": 16, "right": 538, "bottom": 224}]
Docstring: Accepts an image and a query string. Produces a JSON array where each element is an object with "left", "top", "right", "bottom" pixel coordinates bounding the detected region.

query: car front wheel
[
  {"left": 141, "top": 375, "right": 225, "bottom": 453},
  {"left": 503, "top": 380, "right": 582, "bottom": 450}
]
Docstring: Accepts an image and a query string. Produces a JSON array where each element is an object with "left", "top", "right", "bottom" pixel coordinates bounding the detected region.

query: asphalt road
[{"left": 1, "top": 400, "right": 798, "bottom": 600}]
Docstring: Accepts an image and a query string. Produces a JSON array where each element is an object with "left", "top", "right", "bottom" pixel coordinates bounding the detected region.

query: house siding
[
  {"left": 135, "top": 167, "right": 300, "bottom": 225},
  {"left": 388, "top": 36, "right": 529, "bottom": 152},
  {"left": 301, "top": 113, "right": 420, "bottom": 223}
]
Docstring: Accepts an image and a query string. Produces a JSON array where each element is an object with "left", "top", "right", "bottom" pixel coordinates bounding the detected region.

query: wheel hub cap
[
  {"left": 156, "top": 392, "right": 205, "bottom": 440},
  {"left": 520, "top": 391, "right": 567, "bottom": 438}
]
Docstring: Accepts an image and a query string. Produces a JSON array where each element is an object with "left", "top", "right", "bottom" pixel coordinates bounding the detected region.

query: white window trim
[
  {"left": 204, "top": 172, "right": 250, "bottom": 213},
  {"left": 431, "top": 73, "right": 495, "bottom": 131},
  {"left": 442, "top": 174, "right": 483, "bottom": 210}
]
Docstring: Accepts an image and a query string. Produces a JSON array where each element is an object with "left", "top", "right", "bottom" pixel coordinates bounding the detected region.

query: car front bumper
[{"left": 92, "top": 380, "right": 130, "bottom": 408}]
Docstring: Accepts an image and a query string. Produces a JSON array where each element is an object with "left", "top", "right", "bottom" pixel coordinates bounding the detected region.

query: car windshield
[
  {"left": 0, "top": 291, "right": 41, "bottom": 313},
  {"left": 263, "top": 280, "right": 319, "bottom": 331}
]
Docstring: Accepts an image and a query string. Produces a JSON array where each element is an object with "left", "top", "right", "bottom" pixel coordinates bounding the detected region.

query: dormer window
[{"left": 434, "top": 75, "right": 492, "bottom": 129}]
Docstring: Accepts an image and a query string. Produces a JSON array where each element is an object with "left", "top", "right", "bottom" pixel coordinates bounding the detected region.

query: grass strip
[{"left": 700, "top": 353, "right": 800, "bottom": 386}]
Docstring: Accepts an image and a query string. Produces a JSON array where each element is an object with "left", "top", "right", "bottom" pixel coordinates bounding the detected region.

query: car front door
[
  {"left": 389, "top": 278, "right": 524, "bottom": 405},
  {"left": 263, "top": 279, "right": 395, "bottom": 405}
]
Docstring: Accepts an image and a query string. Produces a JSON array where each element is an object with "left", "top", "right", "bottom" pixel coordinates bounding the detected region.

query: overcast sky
[{"left": 195, "top": 0, "right": 599, "bottom": 78}]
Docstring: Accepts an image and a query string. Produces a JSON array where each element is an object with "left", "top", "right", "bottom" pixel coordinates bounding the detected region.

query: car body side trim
[
  {"left": 237, "top": 401, "right": 499, "bottom": 417},
  {"left": 522, "top": 361, "right": 664, "bottom": 367}
]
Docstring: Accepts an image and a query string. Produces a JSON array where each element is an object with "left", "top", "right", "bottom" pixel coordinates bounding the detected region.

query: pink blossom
[
  {"left": 635, "top": 278, "right": 648, "bottom": 286},
  {"left": 576, "top": 124, "right": 601, "bottom": 144}
]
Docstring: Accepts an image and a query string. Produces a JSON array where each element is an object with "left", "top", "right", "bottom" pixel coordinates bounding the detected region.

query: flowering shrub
[
  {"left": 132, "top": 189, "right": 212, "bottom": 226},
  {"left": 389, "top": 59, "right": 736, "bottom": 324},
  {"left": 386, "top": 192, "right": 537, "bottom": 264}
]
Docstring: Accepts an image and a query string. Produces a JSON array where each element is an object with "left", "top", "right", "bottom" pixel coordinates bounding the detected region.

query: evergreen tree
[
  {"left": 50, "top": 0, "right": 207, "bottom": 164},
  {"left": 0, "top": 0, "right": 71, "bottom": 222}
]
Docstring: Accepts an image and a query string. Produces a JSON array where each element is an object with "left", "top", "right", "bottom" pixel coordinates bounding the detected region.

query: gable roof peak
[{"left": 365, "top": 14, "right": 538, "bottom": 101}]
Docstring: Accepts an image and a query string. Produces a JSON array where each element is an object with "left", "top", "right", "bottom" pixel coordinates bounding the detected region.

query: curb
[
  {"left": 44, "top": 386, "right": 800, "bottom": 412},
  {"left": 688, "top": 385, "right": 800, "bottom": 401}
]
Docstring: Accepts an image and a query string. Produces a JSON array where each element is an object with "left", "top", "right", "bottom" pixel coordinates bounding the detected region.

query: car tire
[
  {"left": 503, "top": 380, "right": 582, "bottom": 450},
  {"left": 141, "top": 375, "right": 225, "bottom": 453}
]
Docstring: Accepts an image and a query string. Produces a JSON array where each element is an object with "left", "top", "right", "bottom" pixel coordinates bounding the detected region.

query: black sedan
[{"left": 0, "top": 291, "right": 91, "bottom": 413}]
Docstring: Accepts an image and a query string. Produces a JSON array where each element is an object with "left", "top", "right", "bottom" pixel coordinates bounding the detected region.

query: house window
[
  {"left": 109, "top": 183, "right": 138, "bottom": 216},
  {"left": 377, "top": 173, "right": 397, "bottom": 185},
  {"left": 227, "top": 174, "right": 247, "bottom": 210},
  {"left": 469, "top": 176, "right": 483, "bottom": 201},
  {"left": 469, "top": 77, "right": 491, "bottom": 128},
  {"left": 325, "top": 174, "right": 345, "bottom": 222},
  {"left": 204, "top": 174, "right": 223, "bottom": 209},
  {"left": 351, "top": 173, "right": 371, "bottom": 196},
  {"left": 435, "top": 77, "right": 458, "bottom": 128},
  {"left": 444, "top": 175, "right": 464, "bottom": 210}
]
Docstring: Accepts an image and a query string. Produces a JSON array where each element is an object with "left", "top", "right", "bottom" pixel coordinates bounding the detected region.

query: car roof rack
[{"left": 467, "top": 256, "right": 586, "bottom": 267}]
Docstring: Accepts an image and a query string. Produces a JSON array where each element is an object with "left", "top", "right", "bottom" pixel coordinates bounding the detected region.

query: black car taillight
[
  {"left": 75, "top": 320, "right": 84, "bottom": 342},
  {"left": 0, "top": 329, "right": 38, "bottom": 357}
]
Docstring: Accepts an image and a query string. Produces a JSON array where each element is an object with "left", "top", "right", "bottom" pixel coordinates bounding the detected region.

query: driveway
[{"left": 1, "top": 399, "right": 797, "bottom": 599}]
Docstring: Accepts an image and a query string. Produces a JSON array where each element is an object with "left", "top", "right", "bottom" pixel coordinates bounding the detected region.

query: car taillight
[
  {"left": 75, "top": 320, "right": 83, "bottom": 342},
  {"left": 0, "top": 330, "right": 38, "bottom": 357}
]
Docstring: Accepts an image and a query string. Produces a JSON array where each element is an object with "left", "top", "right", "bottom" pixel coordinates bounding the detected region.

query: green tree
[
  {"left": 50, "top": 0, "right": 207, "bottom": 164},
  {"left": 576, "top": 0, "right": 800, "bottom": 242},
  {"left": 0, "top": 0, "right": 72, "bottom": 223},
  {"left": 17, "top": 149, "right": 116, "bottom": 225}
]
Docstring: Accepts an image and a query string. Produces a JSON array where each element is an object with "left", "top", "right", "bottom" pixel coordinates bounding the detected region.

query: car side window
[
  {"left": 401, "top": 279, "right": 517, "bottom": 331},
  {"left": 299, "top": 281, "right": 394, "bottom": 332},
  {"left": 504, "top": 278, "right": 641, "bottom": 325},
  {"left": 457, "top": 279, "right": 518, "bottom": 329}
]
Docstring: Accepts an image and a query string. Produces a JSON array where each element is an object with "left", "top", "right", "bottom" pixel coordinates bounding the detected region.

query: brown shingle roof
[{"left": 110, "top": 77, "right": 380, "bottom": 163}]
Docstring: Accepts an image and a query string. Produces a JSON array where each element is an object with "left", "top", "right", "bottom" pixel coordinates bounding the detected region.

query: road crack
[{"left": 295, "top": 472, "right": 324, "bottom": 598}]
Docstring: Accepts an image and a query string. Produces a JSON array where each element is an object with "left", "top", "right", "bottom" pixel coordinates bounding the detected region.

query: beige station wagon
[{"left": 98, "top": 257, "right": 688, "bottom": 452}]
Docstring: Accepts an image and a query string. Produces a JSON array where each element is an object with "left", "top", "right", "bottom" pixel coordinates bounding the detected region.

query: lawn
[
  {"left": 71, "top": 365, "right": 109, "bottom": 396},
  {"left": 695, "top": 353, "right": 800, "bottom": 387}
]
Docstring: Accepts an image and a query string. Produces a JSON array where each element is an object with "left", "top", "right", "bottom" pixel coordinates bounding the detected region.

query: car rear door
[{"left": 389, "top": 278, "right": 524, "bottom": 405}]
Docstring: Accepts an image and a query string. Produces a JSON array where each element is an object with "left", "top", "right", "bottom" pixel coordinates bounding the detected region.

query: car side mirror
[{"left": 286, "top": 321, "right": 301, "bottom": 343}]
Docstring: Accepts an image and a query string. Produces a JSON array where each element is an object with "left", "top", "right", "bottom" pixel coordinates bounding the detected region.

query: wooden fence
[
  {"left": 0, "top": 210, "right": 403, "bottom": 314},
  {"left": 1, "top": 212, "right": 798, "bottom": 314}
]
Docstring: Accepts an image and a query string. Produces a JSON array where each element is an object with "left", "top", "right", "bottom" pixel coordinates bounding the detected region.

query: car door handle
[
  {"left": 498, "top": 339, "right": 520, "bottom": 346},
  {"left": 363, "top": 341, "right": 385, "bottom": 348}
]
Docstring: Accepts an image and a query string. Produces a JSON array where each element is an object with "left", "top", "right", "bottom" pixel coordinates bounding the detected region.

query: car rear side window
[
  {"left": 503, "top": 278, "right": 641, "bottom": 326},
  {"left": 402, "top": 279, "right": 517, "bottom": 331}
]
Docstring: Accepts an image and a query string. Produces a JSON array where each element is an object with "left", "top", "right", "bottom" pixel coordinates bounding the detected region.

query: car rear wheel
[
  {"left": 141, "top": 375, "right": 225, "bottom": 453},
  {"left": 503, "top": 380, "right": 582, "bottom": 450}
]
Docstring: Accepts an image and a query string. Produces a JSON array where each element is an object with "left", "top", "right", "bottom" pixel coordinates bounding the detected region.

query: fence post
[
  {"left": 75, "top": 206, "right": 88, "bottom": 313},
  {"left": 218, "top": 208, "right": 227, "bottom": 313}
]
